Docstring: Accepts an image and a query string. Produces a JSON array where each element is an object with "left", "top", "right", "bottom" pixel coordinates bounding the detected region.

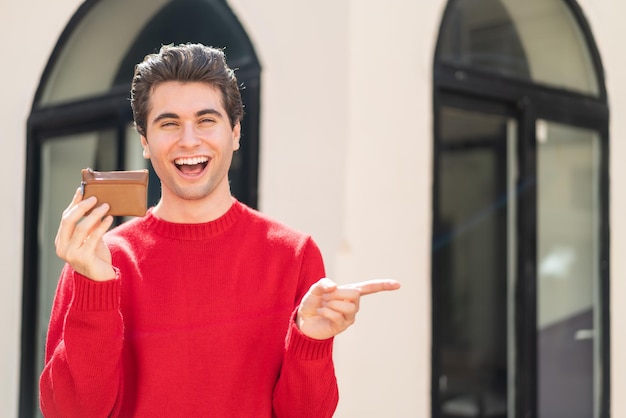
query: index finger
[
  {"left": 65, "top": 187, "right": 85, "bottom": 213},
  {"left": 56, "top": 189, "right": 97, "bottom": 245},
  {"left": 339, "top": 279, "right": 401, "bottom": 296}
]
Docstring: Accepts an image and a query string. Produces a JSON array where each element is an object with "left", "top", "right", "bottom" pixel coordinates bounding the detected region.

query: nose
[{"left": 179, "top": 122, "right": 201, "bottom": 147}]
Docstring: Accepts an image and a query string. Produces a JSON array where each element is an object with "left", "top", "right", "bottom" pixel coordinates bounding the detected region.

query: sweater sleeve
[
  {"left": 39, "top": 265, "right": 124, "bottom": 418},
  {"left": 272, "top": 238, "right": 339, "bottom": 418}
]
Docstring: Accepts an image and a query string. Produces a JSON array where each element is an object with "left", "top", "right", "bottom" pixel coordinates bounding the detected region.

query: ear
[
  {"left": 232, "top": 122, "right": 241, "bottom": 151},
  {"left": 141, "top": 135, "right": 150, "bottom": 159}
]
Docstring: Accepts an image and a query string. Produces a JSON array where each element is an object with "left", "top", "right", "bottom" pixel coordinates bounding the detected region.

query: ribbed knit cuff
[
  {"left": 286, "top": 318, "right": 334, "bottom": 361},
  {"left": 72, "top": 270, "right": 121, "bottom": 311}
]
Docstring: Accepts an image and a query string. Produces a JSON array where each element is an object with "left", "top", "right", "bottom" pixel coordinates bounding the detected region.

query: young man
[{"left": 40, "top": 43, "right": 399, "bottom": 417}]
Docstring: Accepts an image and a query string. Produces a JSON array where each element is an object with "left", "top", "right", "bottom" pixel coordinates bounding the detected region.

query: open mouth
[{"left": 174, "top": 156, "right": 209, "bottom": 175}]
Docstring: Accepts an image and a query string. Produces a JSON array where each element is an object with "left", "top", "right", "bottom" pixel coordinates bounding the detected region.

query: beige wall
[
  {"left": 2, "top": 1, "right": 85, "bottom": 416},
  {"left": 335, "top": 2, "right": 439, "bottom": 416},
  {"left": 2, "top": 0, "right": 625, "bottom": 417}
]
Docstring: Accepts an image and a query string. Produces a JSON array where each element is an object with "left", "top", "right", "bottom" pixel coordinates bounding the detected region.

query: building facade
[{"left": 2, "top": 0, "right": 626, "bottom": 417}]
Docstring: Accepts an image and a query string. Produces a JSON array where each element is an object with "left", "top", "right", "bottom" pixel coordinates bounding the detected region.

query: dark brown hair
[{"left": 131, "top": 43, "right": 244, "bottom": 136}]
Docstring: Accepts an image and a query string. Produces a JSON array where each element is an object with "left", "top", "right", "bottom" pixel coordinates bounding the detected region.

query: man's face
[{"left": 141, "top": 81, "right": 240, "bottom": 206}]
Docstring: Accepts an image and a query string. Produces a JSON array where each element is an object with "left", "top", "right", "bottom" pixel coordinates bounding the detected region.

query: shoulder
[{"left": 238, "top": 203, "right": 320, "bottom": 254}]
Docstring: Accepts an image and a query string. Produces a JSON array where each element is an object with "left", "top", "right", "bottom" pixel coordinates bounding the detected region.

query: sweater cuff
[
  {"left": 286, "top": 317, "right": 334, "bottom": 361},
  {"left": 72, "top": 269, "right": 121, "bottom": 311}
]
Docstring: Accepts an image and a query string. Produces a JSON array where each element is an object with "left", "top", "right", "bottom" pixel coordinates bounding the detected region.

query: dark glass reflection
[
  {"left": 438, "top": 0, "right": 531, "bottom": 81},
  {"left": 434, "top": 107, "right": 510, "bottom": 418}
]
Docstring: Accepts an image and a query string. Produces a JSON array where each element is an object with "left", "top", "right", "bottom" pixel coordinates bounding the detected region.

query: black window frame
[{"left": 431, "top": 1, "right": 610, "bottom": 417}]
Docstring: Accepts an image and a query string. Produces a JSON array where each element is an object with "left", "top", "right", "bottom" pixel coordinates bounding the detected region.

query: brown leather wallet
[{"left": 81, "top": 168, "right": 149, "bottom": 217}]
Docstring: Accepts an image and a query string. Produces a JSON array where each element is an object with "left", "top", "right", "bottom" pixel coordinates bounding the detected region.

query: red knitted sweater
[{"left": 40, "top": 200, "right": 338, "bottom": 417}]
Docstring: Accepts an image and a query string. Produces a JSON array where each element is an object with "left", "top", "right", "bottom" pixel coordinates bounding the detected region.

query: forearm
[
  {"left": 40, "top": 272, "right": 124, "bottom": 418},
  {"left": 272, "top": 319, "right": 339, "bottom": 418}
]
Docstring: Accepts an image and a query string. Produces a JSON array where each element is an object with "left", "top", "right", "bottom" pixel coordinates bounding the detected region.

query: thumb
[{"left": 309, "top": 277, "right": 338, "bottom": 296}]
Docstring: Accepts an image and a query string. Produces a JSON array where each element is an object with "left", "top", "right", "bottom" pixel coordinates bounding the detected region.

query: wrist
[
  {"left": 90, "top": 266, "right": 116, "bottom": 282},
  {"left": 72, "top": 271, "right": 121, "bottom": 311}
]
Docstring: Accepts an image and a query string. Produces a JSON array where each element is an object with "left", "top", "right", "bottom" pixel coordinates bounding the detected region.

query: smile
[{"left": 174, "top": 156, "right": 210, "bottom": 175}]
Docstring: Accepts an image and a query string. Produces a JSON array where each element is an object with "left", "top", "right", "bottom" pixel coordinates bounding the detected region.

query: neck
[{"left": 152, "top": 192, "right": 235, "bottom": 224}]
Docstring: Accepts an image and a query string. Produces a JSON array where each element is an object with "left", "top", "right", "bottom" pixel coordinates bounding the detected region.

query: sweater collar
[{"left": 142, "top": 199, "right": 244, "bottom": 240}]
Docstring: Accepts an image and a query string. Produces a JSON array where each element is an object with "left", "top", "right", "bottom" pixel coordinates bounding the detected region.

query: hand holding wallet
[{"left": 81, "top": 168, "right": 149, "bottom": 217}]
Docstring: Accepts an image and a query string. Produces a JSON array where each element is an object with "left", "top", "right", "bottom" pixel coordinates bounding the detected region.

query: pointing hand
[{"left": 297, "top": 278, "right": 401, "bottom": 340}]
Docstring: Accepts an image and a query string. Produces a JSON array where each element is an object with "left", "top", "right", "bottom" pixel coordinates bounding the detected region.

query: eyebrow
[
  {"left": 196, "top": 109, "right": 224, "bottom": 119},
  {"left": 151, "top": 109, "right": 224, "bottom": 125},
  {"left": 152, "top": 112, "right": 179, "bottom": 125}
]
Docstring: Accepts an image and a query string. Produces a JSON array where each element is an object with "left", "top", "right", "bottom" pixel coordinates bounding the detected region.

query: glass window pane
[
  {"left": 125, "top": 124, "right": 147, "bottom": 170},
  {"left": 38, "top": 0, "right": 170, "bottom": 106},
  {"left": 537, "top": 120, "right": 601, "bottom": 418},
  {"left": 438, "top": 0, "right": 600, "bottom": 96},
  {"left": 35, "top": 130, "right": 118, "bottom": 416},
  {"left": 435, "top": 107, "right": 515, "bottom": 418}
]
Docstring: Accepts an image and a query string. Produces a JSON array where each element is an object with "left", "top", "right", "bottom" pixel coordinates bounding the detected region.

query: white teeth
[{"left": 175, "top": 156, "right": 209, "bottom": 165}]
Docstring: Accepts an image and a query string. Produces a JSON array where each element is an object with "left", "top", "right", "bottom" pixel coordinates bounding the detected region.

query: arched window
[
  {"left": 20, "top": 1, "right": 260, "bottom": 416},
  {"left": 432, "top": 1, "right": 608, "bottom": 417}
]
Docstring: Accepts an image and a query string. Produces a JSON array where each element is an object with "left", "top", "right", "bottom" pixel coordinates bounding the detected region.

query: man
[{"left": 40, "top": 43, "right": 400, "bottom": 417}]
